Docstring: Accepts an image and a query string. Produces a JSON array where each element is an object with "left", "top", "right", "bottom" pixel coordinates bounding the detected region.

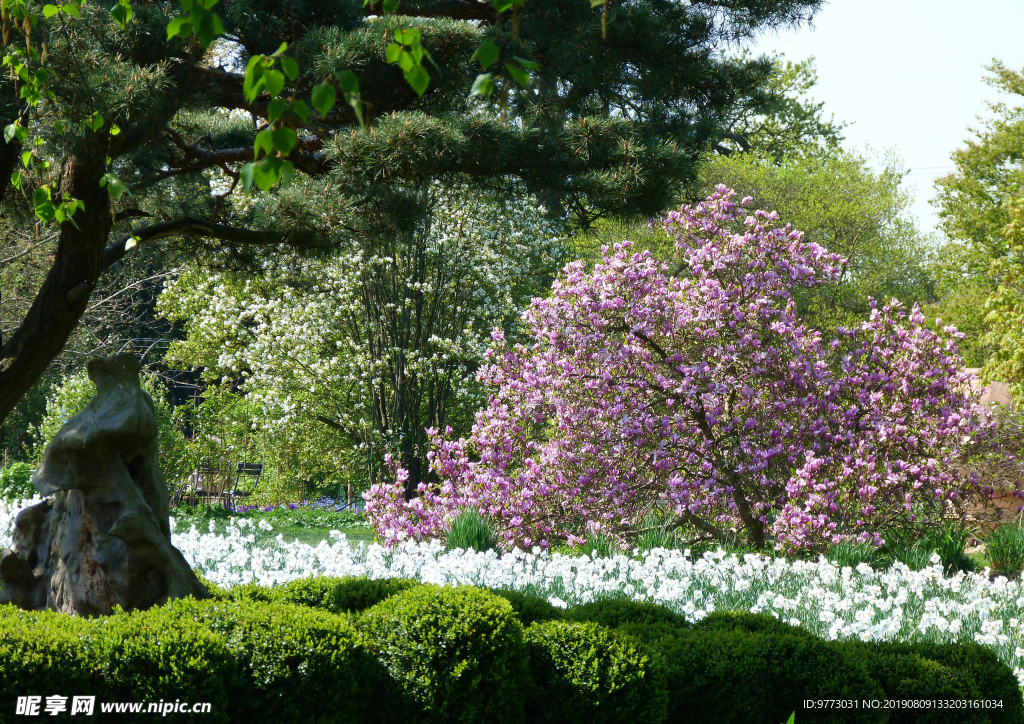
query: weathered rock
[{"left": 0, "top": 353, "right": 208, "bottom": 615}]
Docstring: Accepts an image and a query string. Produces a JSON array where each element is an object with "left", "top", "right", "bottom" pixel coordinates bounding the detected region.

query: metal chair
[{"left": 225, "top": 462, "right": 263, "bottom": 510}]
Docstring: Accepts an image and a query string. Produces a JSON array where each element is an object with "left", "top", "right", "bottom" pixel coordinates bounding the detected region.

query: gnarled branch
[{"left": 101, "top": 217, "right": 318, "bottom": 271}]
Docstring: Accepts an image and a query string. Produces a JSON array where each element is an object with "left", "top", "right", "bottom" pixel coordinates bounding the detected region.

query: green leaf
[
  {"left": 42, "top": 5, "right": 59, "bottom": 18},
  {"left": 267, "top": 97, "right": 287, "bottom": 123},
  {"left": 337, "top": 70, "right": 359, "bottom": 94},
  {"left": 404, "top": 64, "right": 430, "bottom": 97},
  {"left": 272, "top": 41, "right": 289, "bottom": 57},
  {"left": 20, "top": 150, "right": 31, "bottom": 167},
  {"left": 382, "top": 0, "right": 398, "bottom": 13},
  {"left": 270, "top": 127, "right": 298, "bottom": 155},
  {"left": 110, "top": 0, "right": 132, "bottom": 29},
  {"left": 253, "top": 129, "right": 273, "bottom": 157},
  {"left": 311, "top": 82, "right": 336, "bottom": 115},
  {"left": 290, "top": 98, "right": 310, "bottom": 123},
  {"left": 53, "top": 119, "right": 64, "bottom": 134},
  {"left": 239, "top": 161, "right": 256, "bottom": 190},
  {"left": 589, "top": 0, "right": 604, "bottom": 7},
  {"left": 471, "top": 40, "right": 499, "bottom": 70},
  {"left": 10, "top": 170, "right": 22, "bottom": 192},
  {"left": 243, "top": 55, "right": 265, "bottom": 102},
  {"left": 280, "top": 159, "right": 295, "bottom": 187},
  {"left": 385, "top": 43, "right": 402, "bottom": 64},
  {"left": 469, "top": 73, "right": 494, "bottom": 98},
  {"left": 394, "top": 28, "right": 421, "bottom": 45},
  {"left": 61, "top": 3, "right": 80, "bottom": 18},
  {"left": 166, "top": 14, "right": 191, "bottom": 40},
  {"left": 511, "top": 56, "right": 539, "bottom": 71},
  {"left": 263, "top": 69, "right": 285, "bottom": 98},
  {"left": 280, "top": 56, "right": 299, "bottom": 81},
  {"left": 109, "top": 123, "right": 121, "bottom": 136},
  {"left": 492, "top": 0, "right": 515, "bottom": 12},
  {"left": 101, "top": 172, "right": 128, "bottom": 200},
  {"left": 504, "top": 60, "right": 530, "bottom": 87}
]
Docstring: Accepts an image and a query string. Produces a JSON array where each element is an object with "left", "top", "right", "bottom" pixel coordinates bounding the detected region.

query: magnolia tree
[{"left": 366, "top": 186, "right": 991, "bottom": 551}]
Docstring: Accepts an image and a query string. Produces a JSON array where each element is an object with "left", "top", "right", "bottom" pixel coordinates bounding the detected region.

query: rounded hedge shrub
[
  {"left": 487, "top": 588, "right": 564, "bottom": 626},
  {"left": 281, "top": 576, "right": 420, "bottom": 614},
  {"left": 169, "top": 598, "right": 387, "bottom": 724},
  {"left": 0, "top": 609, "right": 97, "bottom": 717},
  {"left": 839, "top": 640, "right": 1022, "bottom": 724},
  {"left": 640, "top": 629, "right": 886, "bottom": 724},
  {"left": 523, "top": 620, "right": 668, "bottom": 724},
  {"left": 358, "top": 584, "right": 530, "bottom": 724},
  {"left": 696, "top": 610, "right": 813, "bottom": 638},
  {"left": 564, "top": 598, "right": 691, "bottom": 630},
  {"left": 86, "top": 606, "right": 234, "bottom": 722}
]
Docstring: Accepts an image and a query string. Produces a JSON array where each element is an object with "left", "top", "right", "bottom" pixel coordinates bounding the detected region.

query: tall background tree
[{"left": 0, "top": 0, "right": 822, "bottom": 486}]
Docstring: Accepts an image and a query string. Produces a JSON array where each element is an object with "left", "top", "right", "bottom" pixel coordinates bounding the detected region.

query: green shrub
[
  {"left": 565, "top": 598, "right": 691, "bottom": 630},
  {"left": 446, "top": 509, "right": 499, "bottom": 552},
  {"left": 696, "top": 610, "right": 813, "bottom": 638},
  {"left": 523, "top": 620, "right": 668, "bottom": 724},
  {"left": 840, "top": 640, "right": 1023, "bottom": 724},
  {"left": 359, "top": 584, "right": 530, "bottom": 724},
  {"left": 488, "top": 588, "right": 564, "bottom": 626},
  {"left": 986, "top": 524, "right": 1024, "bottom": 576},
  {"left": 219, "top": 581, "right": 281, "bottom": 604},
  {"left": 86, "top": 606, "right": 234, "bottom": 722},
  {"left": 839, "top": 643, "right": 987, "bottom": 724},
  {"left": 0, "top": 461, "right": 34, "bottom": 500},
  {"left": 0, "top": 609, "right": 96, "bottom": 716},
  {"left": 283, "top": 576, "right": 421, "bottom": 614},
  {"left": 169, "top": 598, "right": 388, "bottom": 724},
  {"left": 633, "top": 628, "right": 884, "bottom": 724}
]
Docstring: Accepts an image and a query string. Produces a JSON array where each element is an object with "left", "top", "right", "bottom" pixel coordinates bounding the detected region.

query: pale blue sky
[{"left": 747, "top": 0, "right": 1024, "bottom": 238}]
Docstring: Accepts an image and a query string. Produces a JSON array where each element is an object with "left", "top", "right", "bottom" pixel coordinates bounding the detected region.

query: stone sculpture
[{"left": 0, "top": 353, "right": 208, "bottom": 615}]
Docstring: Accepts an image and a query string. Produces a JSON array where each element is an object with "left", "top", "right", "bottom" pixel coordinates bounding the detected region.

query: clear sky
[{"left": 746, "top": 0, "right": 1024, "bottom": 238}]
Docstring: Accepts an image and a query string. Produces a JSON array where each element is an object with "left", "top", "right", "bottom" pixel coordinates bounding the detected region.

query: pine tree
[{"left": 0, "top": 0, "right": 822, "bottom": 453}]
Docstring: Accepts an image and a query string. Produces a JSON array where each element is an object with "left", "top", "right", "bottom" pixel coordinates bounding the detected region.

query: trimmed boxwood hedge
[
  {"left": 524, "top": 620, "right": 668, "bottom": 724},
  {"left": 1, "top": 578, "right": 1022, "bottom": 724},
  {"left": 214, "top": 575, "right": 421, "bottom": 615},
  {"left": 487, "top": 588, "right": 565, "bottom": 626},
  {"left": 358, "top": 584, "right": 531, "bottom": 724}
]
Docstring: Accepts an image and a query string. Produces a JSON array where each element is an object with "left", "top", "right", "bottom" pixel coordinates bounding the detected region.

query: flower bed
[{"left": 2, "top": 497, "right": 1023, "bottom": 698}]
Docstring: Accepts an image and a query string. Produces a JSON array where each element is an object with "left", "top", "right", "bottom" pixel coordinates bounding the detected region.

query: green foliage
[
  {"left": 523, "top": 620, "right": 668, "bottom": 724},
  {"left": 932, "top": 62, "right": 1024, "bottom": 367},
  {"left": 985, "top": 524, "right": 1024, "bottom": 576},
  {"left": 695, "top": 610, "right": 812, "bottom": 639},
  {"left": 701, "top": 149, "right": 935, "bottom": 335},
  {"left": 825, "top": 540, "right": 881, "bottom": 570},
  {"left": 638, "top": 629, "right": 884, "bottom": 724},
  {"left": 714, "top": 54, "right": 847, "bottom": 161},
  {"left": 281, "top": 576, "right": 420, "bottom": 615},
  {"left": 445, "top": 508, "right": 498, "bottom": 552},
  {"left": 565, "top": 598, "right": 691, "bottom": 631},
  {"left": 0, "top": 461, "right": 34, "bottom": 500},
  {"left": 836, "top": 639, "right": 1024, "bottom": 724},
  {"left": 358, "top": 584, "right": 530, "bottom": 724},
  {"left": 580, "top": 532, "right": 618, "bottom": 558},
  {"left": 168, "top": 598, "right": 384, "bottom": 724},
  {"left": 486, "top": 588, "right": 564, "bottom": 626}
]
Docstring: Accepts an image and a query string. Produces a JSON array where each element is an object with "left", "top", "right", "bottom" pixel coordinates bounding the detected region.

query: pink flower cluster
[{"left": 365, "top": 186, "right": 988, "bottom": 551}]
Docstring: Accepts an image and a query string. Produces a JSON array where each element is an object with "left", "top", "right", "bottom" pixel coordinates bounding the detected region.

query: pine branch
[
  {"left": 100, "top": 217, "right": 318, "bottom": 271},
  {"left": 157, "top": 130, "right": 329, "bottom": 181}
]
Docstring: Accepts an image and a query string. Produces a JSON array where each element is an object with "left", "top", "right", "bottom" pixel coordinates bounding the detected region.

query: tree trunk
[{"left": 0, "top": 146, "right": 111, "bottom": 424}]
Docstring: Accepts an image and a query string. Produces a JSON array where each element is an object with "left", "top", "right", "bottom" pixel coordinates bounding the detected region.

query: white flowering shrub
[{"left": 158, "top": 185, "right": 569, "bottom": 492}]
